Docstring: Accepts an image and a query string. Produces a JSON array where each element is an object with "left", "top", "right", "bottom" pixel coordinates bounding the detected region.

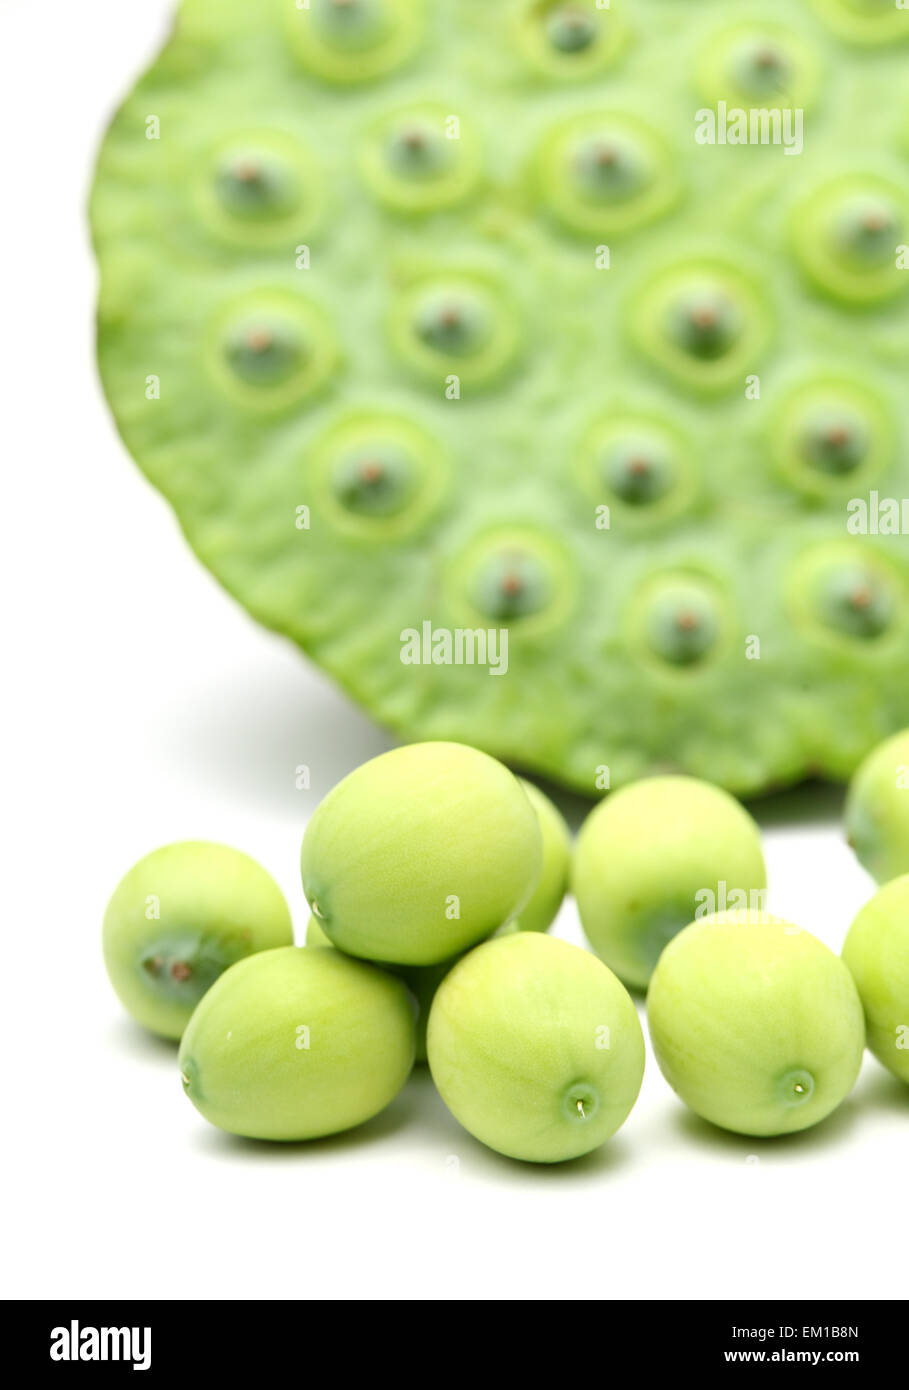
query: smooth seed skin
[
  {"left": 305, "top": 914, "right": 457, "bottom": 1062},
  {"left": 845, "top": 729, "right": 909, "bottom": 884},
  {"left": 300, "top": 742, "right": 542, "bottom": 965},
  {"left": 572, "top": 776, "right": 767, "bottom": 988},
  {"left": 647, "top": 912, "right": 866, "bottom": 1136},
  {"left": 427, "top": 933, "right": 645, "bottom": 1164},
  {"left": 842, "top": 875, "right": 909, "bottom": 1084},
  {"left": 102, "top": 841, "right": 294, "bottom": 1040},
  {"left": 510, "top": 781, "right": 572, "bottom": 934},
  {"left": 179, "top": 946, "right": 416, "bottom": 1140}
]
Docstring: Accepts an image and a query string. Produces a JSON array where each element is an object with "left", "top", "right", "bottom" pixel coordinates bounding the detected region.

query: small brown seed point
[
  {"left": 171, "top": 961, "right": 193, "bottom": 982},
  {"left": 359, "top": 458, "right": 384, "bottom": 484},
  {"left": 849, "top": 584, "right": 873, "bottom": 611},
  {"left": 675, "top": 609, "right": 700, "bottom": 632},
  {"left": 246, "top": 327, "right": 273, "bottom": 353}
]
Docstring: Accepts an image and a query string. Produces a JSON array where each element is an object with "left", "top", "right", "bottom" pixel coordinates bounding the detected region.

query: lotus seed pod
[
  {"left": 92, "top": 2, "right": 909, "bottom": 799},
  {"left": 427, "top": 933, "right": 645, "bottom": 1163},
  {"left": 300, "top": 742, "right": 542, "bottom": 965},
  {"left": 511, "top": 781, "right": 572, "bottom": 933},
  {"left": 305, "top": 913, "right": 457, "bottom": 1061},
  {"left": 845, "top": 729, "right": 909, "bottom": 883},
  {"left": 102, "top": 842, "right": 294, "bottom": 1040},
  {"left": 179, "top": 946, "right": 415, "bottom": 1139},
  {"left": 647, "top": 912, "right": 865, "bottom": 1137},
  {"left": 842, "top": 876, "right": 909, "bottom": 1084},
  {"left": 573, "top": 777, "right": 767, "bottom": 989}
]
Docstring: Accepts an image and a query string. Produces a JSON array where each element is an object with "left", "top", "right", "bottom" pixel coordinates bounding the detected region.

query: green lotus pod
[
  {"left": 647, "top": 912, "right": 866, "bottom": 1136},
  {"left": 102, "top": 842, "right": 293, "bottom": 1040},
  {"left": 573, "top": 776, "right": 767, "bottom": 989},
  {"left": 427, "top": 933, "right": 645, "bottom": 1163},
  {"left": 300, "top": 742, "right": 542, "bottom": 965},
  {"left": 91, "top": 0, "right": 909, "bottom": 799},
  {"left": 842, "top": 875, "right": 909, "bottom": 1084},
  {"left": 179, "top": 945, "right": 416, "bottom": 1139},
  {"left": 845, "top": 729, "right": 909, "bottom": 883}
]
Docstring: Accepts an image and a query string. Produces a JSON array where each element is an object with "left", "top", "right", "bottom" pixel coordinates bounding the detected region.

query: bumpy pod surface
[{"left": 92, "top": 0, "right": 909, "bottom": 795}]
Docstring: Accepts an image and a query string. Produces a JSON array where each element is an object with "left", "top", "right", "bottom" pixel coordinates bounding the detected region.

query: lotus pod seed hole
[
  {"left": 669, "top": 289, "right": 742, "bottom": 361},
  {"left": 547, "top": 6, "right": 598, "bottom": 54},
  {"left": 731, "top": 39, "right": 791, "bottom": 96},
  {"left": 834, "top": 196, "right": 900, "bottom": 266},
  {"left": 602, "top": 435, "right": 676, "bottom": 505},
  {"left": 641, "top": 579, "right": 723, "bottom": 666},
  {"left": 816, "top": 565, "right": 895, "bottom": 639},
  {"left": 472, "top": 550, "right": 552, "bottom": 622},
  {"left": 333, "top": 444, "right": 416, "bottom": 517},
  {"left": 574, "top": 134, "right": 647, "bottom": 203}
]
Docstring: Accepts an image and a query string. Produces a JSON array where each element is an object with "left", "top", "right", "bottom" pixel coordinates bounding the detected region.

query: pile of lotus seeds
[
  {"left": 91, "top": 0, "right": 909, "bottom": 800},
  {"left": 103, "top": 734, "right": 909, "bottom": 1163}
]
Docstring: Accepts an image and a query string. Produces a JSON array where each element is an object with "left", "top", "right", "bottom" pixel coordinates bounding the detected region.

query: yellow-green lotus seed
[
  {"left": 300, "top": 742, "right": 542, "bottom": 965},
  {"left": 102, "top": 841, "right": 293, "bottom": 1040},
  {"left": 179, "top": 946, "right": 416, "bottom": 1140}
]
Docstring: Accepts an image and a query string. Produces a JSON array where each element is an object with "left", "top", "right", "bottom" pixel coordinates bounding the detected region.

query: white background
[{"left": 2, "top": 0, "right": 904, "bottom": 1302}]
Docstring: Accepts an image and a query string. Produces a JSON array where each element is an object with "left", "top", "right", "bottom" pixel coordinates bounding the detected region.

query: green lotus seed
[
  {"left": 427, "top": 933, "right": 645, "bottom": 1163},
  {"left": 332, "top": 444, "right": 415, "bottom": 517},
  {"left": 647, "top": 912, "right": 866, "bottom": 1136},
  {"left": 834, "top": 195, "right": 902, "bottom": 267},
  {"left": 102, "top": 842, "right": 293, "bottom": 1040},
  {"left": 214, "top": 149, "right": 297, "bottom": 223},
  {"left": 770, "top": 374, "right": 893, "bottom": 499},
  {"left": 536, "top": 113, "right": 678, "bottom": 238},
  {"left": 642, "top": 580, "right": 721, "bottom": 667},
  {"left": 386, "top": 122, "right": 448, "bottom": 178},
  {"left": 632, "top": 261, "right": 770, "bottom": 393},
  {"left": 305, "top": 912, "right": 460, "bottom": 1063},
  {"left": 509, "top": 781, "right": 572, "bottom": 933},
  {"left": 695, "top": 23, "right": 819, "bottom": 109},
  {"left": 179, "top": 946, "right": 415, "bottom": 1140},
  {"left": 842, "top": 875, "right": 909, "bottom": 1083},
  {"left": 845, "top": 729, "right": 909, "bottom": 882},
  {"left": 288, "top": 0, "right": 424, "bottom": 84},
  {"left": 546, "top": 5, "right": 597, "bottom": 53},
  {"left": 470, "top": 548, "right": 552, "bottom": 623},
  {"left": 730, "top": 38, "right": 792, "bottom": 96},
  {"left": 792, "top": 175, "right": 909, "bottom": 306},
  {"left": 602, "top": 434, "right": 676, "bottom": 506},
  {"left": 313, "top": 0, "right": 385, "bottom": 47},
  {"left": 517, "top": 0, "right": 626, "bottom": 78},
  {"left": 815, "top": 563, "right": 894, "bottom": 640},
  {"left": 208, "top": 291, "right": 338, "bottom": 411},
  {"left": 300, "top": 742, "right": 542, "bottom": 965},
  {"left": 573, "top": 777, "right": 767, "bottom": 989},
  {"left": 666, "top": 287, "right": 743, "bottom": 362}
]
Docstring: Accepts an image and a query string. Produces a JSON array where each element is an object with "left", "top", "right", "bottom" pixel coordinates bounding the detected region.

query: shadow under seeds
[
  {"left": 670, "top": 1091, "right": 863, "bottom": 1159},
  {"left": 744, "top": 778, "right": 847, "bottom": 830},
  {"left": 190, "top": 1080, "right": 422, "bottom": 1162}
]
